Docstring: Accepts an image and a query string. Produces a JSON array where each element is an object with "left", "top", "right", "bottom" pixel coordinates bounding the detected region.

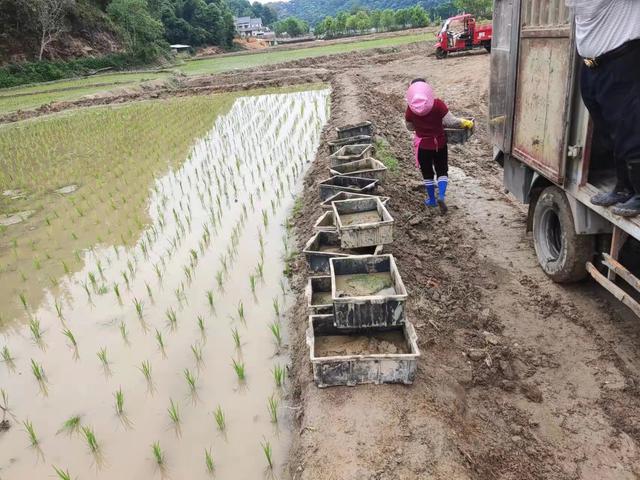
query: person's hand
[{"left": 460, "top": 118, "right": 474, "bottom": 129}]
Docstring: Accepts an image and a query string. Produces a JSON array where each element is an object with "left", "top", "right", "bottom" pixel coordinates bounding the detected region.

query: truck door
[{"left": 512, "top": 0, "right": 575, "bottom": 184}]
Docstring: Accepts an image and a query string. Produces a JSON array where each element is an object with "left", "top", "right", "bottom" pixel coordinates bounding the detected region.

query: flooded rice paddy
[{"left": 0, "top": 87, "right": 330, "bottom": 478}]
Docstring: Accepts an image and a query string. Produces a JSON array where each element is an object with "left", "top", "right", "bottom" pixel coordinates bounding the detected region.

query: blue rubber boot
[
  {"left": 424, "top": 180, "right": 437, "bottom": 207},
  {"left": 437, "top": 176, "right": 448, "bottom": 214}
]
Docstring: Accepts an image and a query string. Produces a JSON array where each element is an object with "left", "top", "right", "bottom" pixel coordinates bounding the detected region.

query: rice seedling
[
  {"left": 19, "top": 292, "right": 28, "bottom": 312},
  {"left": 82, "top": 282, "right": 92, "bottom": 301},
  {"left": 29, "top": 318, "right": 43, "bottom": 344},
  {"left": 273, "top": 364, "right": 285, "bottom": 388},
  {"left": 216, "top": 271, "right": 224, "bottom": 290},
  {"left": 54, "top": 299, "right": 64, "bottom": 320},
  {"left": 119, "top": 321, "right": 129, "bottom": 343},
  {"left": 113, "top": 283, "right": 122, "bottom": 303},
  {"left": 62, "top": 328, "right": 77, "bottom": 350},
  {"left": 249, "top": 274, "right": 257, "bottom": 295},
  {"left": 1, "top": 346, "right": 15, "bottom": 369},
  {"left": 88, "top": 272, "right": 97, "bottom": 291},
  {"left": 231, "top": 327, "right": 241, "bottom": 349},
  {"left": 122, "top": 271, "right": 130, "bottom": 290},
  {"left": 0, "top": 389, "right": 8, "bottom": 413},
  {"left": 205, "top": 448, "right": 215, "bottom": 474},
  {"left": 155, "top": 329, "right": 166, "bottom": 355},
  {"left": 262, "top": 210, "right": 269, "bottom": 228},
  {"left": 23, "top": 419, "right": 38, "bottom": 447},
  {"left": 152, "top": 441, "right": 165, "bottom": 468},
  {"left": 191, "top": 343, "right": 203, "bottom": 365},
  {"left": 213, "top": 405, "right": 225, "bottom": 431},
  {"left": 97, "top": 347, "right": 109, "bottom": 370},
  {"left": 206, "top": 290, "right": 214, "bottom": 309},
  {"left": 232, "top": 359, "right": 245, "bottom": 381},
  {"left": 58, "top": 415, "right": 81, "bottom": 435},
  {"left": 184, "top": 368, "right": 197, "bottom": 393},
  {"left": 133, "top": 298, "right": 144, "bottom": 320},
  {"left": 256, "top": 260, "right": 264, "bottom": 279},
  {"left": 30, "top": 359, "right": 46, "bottom": 384},
  {"left": 114, "top": 388, "right": 125, "bottom": 416},
  {"left": 237, "top": 301, "right": 245, "bottom": 323},
  {"left": 140, "top": 360, "right": 152, "bottom": 385},
  {"left": 267, "top": 394, "right": 279, "bottom": 423},
  {"left": 261, "top": 439, "right": 273, "bottom": 469},
  {"left": 82, "top": 426, "right": 99, "bottom": 454},
  {"left": 62, "top": 261, "right": 70, "bottom": 275},
  {"left": 268, "top": 321, "right": 283, "bottom": 348},
  {"left": 167, "top": 398, "right": 180, "bottom": 426},
  {"left": 272, "top": 297, "right": 280, "bottom": 317},
  {"left": 53, "top": 466, "right": 72, "bottom": 480},
  {"left": 197, "top": 315, "right": 206, "bottom": 336},
  {"left": 279, "top": 278, "right": 287, "bottom": 296},
  {"left": 166, "top": 308, "right": 177, "bottom": 330},
  {"left": 145, "top": 282, "right": 154, "bottom": 300}
]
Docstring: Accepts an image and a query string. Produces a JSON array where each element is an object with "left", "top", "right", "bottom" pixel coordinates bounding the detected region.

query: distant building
[
  {"left": 234, "top": 16, "right": 265, "bottom": 37},
  {"left": 169, "top": 44, "right": 190, "bottom": 54}
]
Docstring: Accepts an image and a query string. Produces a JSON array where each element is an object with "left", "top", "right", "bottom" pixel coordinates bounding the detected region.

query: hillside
[{"left": 268, "top": 0, "right": 457, "bottom": 25}]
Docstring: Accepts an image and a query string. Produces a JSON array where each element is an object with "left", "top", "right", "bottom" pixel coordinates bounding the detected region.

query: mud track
[{"left": 6, "top": 42, "right": 640, "bottom": 479}]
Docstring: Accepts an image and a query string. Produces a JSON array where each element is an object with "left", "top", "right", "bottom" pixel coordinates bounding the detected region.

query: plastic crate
[
  {"left": 306, "top": 276, "right": 333, "bottom": 314},
  {"left": 336, "top": 121, "right": 374, "bottom": 139},
  {"left": 318, "top": 175, "right": 378, "bottom": 201},
  {"left": 445, "top": 118, "right": 475, "bottom": 144},
  {"left": 320, "top": 192, "right": 390, "bottom": 211},
  {"left": 330, "top": 254, "right": 407, "bottom": 328},
  {"left": 313, "top": 210, "right": 337, "bottom": 233},
  {"left": 328, "top": 135, "right": 372, "bottom": 154},
  {"left": 333, "top": 197, "right": 394, "bottom": 249},
  {"left": 303, "top": 231, "right": 383, "bottom": 274},
  {"left": 329, "top": 158, "right": 388, "bottom": 181},
  {"left": 329, "top": 144, "right": 375, "bottom": 167},
  {"left": 307, "top": 314, "right": 420, "bottom": 387}
]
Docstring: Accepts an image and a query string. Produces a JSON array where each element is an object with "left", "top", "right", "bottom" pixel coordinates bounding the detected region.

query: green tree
[
  {"left": 107, "top": 0, "right": 166, "bottom": 60},
  {"left": 453, "top": 0, "right": 493, "bottom": 18},
  {"left": 274, "top": 16, "right": 308, "bottom": 37},
  {"left": 380, "top": 9, "right": 395, "bottom": 31}
]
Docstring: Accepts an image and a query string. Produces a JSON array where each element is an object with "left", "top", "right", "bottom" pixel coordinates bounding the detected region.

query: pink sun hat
[{"left": 406, "top": 80, "right": 434, "bottom": 116}]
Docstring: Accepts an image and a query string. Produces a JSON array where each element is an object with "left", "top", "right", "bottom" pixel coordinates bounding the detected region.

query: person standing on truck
[
  {"left": 568, "top": 0, "right": 640, "bottom": 216},
  {"left": 404, "top": 79, "right": 473, "bottom": 214}
]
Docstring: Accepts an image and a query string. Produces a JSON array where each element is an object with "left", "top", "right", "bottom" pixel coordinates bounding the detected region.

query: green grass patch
[
  {"left": 179, "top": 33, "right": 432, "bottom": 76},
  {"left": 374, "top": 139, "right": 399, "bottom": 172}
]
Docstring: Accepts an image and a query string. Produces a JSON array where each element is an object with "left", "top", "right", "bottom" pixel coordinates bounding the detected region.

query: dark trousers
[
  {"left": 418, "top": 146, "right": 448, "bottom": 180},
  {"left": 580, "top": 42, "right": 640, "bottom": 193}
]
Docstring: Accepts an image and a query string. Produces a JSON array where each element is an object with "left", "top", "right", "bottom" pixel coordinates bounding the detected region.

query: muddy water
[
  {"left": 0, "top": 87, "right": 329, "bottom": 479},
  {"left": 315, "top": 331, "right": 409, "bottom": 357},
  {"left": 338, "top": 210, "right": 382, "bottom": 226},
  {"left": 334, "top": 272, "right": 395, "bottom": 297}
]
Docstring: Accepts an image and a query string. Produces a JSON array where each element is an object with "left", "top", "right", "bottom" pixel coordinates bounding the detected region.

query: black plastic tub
[
  {"left": 318, "top": 175, "right": 378, "bottom": 201},
  {"left": 303, "top": 231, "right": 383, "bottom": 274},
  {"left": 327, "top": 135, "right": 373, "bottom": 154},
  {"left": 336, "top": 121, "right": 374, "bottom": 139}
]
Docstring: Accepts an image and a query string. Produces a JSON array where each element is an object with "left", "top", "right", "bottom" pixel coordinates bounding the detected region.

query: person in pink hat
[{"left": 405, "top": 78, "right": 473, "bottom": 213}]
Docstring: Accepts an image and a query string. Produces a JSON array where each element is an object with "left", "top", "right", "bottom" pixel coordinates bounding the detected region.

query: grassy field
[
  {"left": 0, "top": 32, "right": 431, "bottom": 114},
  {"left": 179, "top": 32, "right": 432, "bottom": 75}
]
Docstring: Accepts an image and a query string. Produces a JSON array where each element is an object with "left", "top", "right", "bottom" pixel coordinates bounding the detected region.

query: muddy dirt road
[
  {"left": 283, "top": 49, "right": 640, "bottom": 479},
  {"left": 4, "top": 41, "right": 640, "bottom": 479}
]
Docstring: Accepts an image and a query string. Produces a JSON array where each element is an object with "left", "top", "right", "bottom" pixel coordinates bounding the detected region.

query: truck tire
[
  {"left": 483, "top": 42, "right": 491, "bottom": 53},
  {"left": 532, "top": 186, "right": 595, "bottom": 283},
  {"left": 436, "top": 47, "right": 448, "bottom": 59}
]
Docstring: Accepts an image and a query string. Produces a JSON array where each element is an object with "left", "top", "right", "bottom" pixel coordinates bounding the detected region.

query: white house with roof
[{"left": 234, "top": 16, "right": 265, "bottom": 37}]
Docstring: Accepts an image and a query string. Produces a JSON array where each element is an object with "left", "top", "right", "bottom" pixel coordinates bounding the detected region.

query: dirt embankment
[{"left": 3, "top": 42, "right": 640, "bottom": 479}]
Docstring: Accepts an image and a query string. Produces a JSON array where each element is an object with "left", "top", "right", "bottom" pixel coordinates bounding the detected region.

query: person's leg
[
  {"left": 434, "top": 146, "right": 449, "bottom": 214},
  {"left": 418, "top": 148, "right": 437, "bottom": 207},
  {"left": 601, "top": 47, "right": 640, "bottom": 216},
  {"left": 581, "top": 63, "right": 633, "bottom": 206}
]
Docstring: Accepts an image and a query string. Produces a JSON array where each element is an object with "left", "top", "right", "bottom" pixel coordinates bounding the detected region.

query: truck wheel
[
  {"left": 532, "top": 186, "right": 595, "bottom": 283},
  {"left": 484, "top": 43, "right": 491, "bottom": 53},
  {"left": 436, "top": 47, "right": 448, "bottom": 59}
]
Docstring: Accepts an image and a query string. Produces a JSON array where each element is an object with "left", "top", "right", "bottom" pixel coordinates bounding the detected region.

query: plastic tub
[
  {"left": 445, "top": 118, "right": 475, "bottom": 144},
  {"left": 320, "top": 192, "right": 390, "bottom": 211},
  {"left": 318, "top": 175, "right": 378, "bottom": 201},
  {"left": 336, "top": 121, "right": 374, "bottom": 139},
  {"left": 329, "top": 158, "right": 388, "bottom": 181},
  {"left": 329, "top": 144, "right": 375, "bottom": 167},
  {"left": 328, "top": 135, "right": 372, "bottom": 154},
  {"left": 306, "top": 276, "right": 333, "bottom": 314},
  {"left": 333, "top": 197, "right": 394, "bottom": 249},
  {"left": 303, "top": 231, "right": 383, "bottom": 274},
  {"left": 313, "top": 211, "right": 337, "bottom": 233},
  {"left": 307, "top": 314, "right": 420, "bottom": 387},
  {"left": 330, "top": 254, "right": 407, "bottom": 328}
]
